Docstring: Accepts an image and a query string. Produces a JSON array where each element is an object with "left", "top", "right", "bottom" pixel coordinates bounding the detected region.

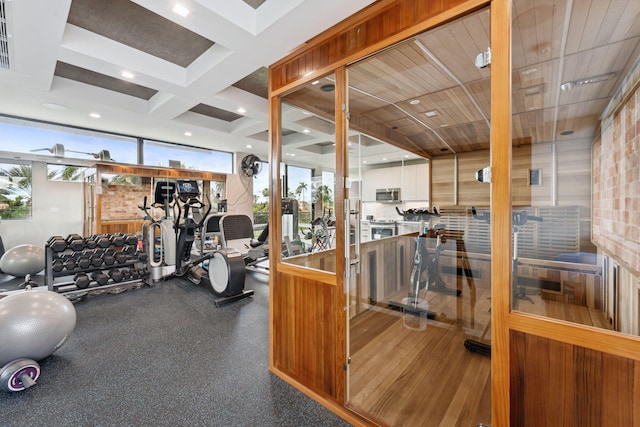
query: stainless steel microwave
[{"left": 375, "top": 188, "right": 401, "bottom": 203}]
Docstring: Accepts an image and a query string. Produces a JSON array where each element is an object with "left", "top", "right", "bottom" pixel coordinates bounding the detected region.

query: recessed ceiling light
[
  {"left": 560, "top": 130, "right": 574, "bottom": 136},
  {"left": 311, "top": 80, "right": 320, "bottom": 85},
  {"left": 290, "top": 153, "right": 296, "bottom": 157},
  {"left": 409, "top": 99, "right": 420, "bottom": 105},
  {"left": 237, "top": 107, "right": 246, "bottom": 114},
  {"left": 440, "top": 124, "right": 449, "bottom": 128},
  {"left": 521, "top": 68, "right": 538, "bottom": 75},
  {"left": 404, "top": 155, "right": 410, "bottom": 158},
  {"left": 246, "top": 144, "right": 252, "bottom": 149},
  {"left": 41, "top": 102, "right": 68, "bottom": 111},
  {"left": 363, "top": 160, "right": 367, "bottom": 164},
  {"left": 320, "top": 84, "right": 335, "bottom": 92},
  {"left": 440, "top": 148, "right": 449, "bottom": 152},
  {"left": 560, "top": 81, "right": 575, "bottom": 92},
  {"left": 302, "top": 129, "right": 310, "bottom": 133},
  {"left": 184, "top": 131, "right": 192, "bottom": 136},
  {"left": 425, "top": 110, "right": 438, "bottom": 117},
  {"left": 172, "top": 4, "right": 190, "bottom": 17},
  {"left": 121, "top": 71, "right": 135, "bottom": 79},
  {"left": 528, "top": 106, "right": 540, "bottom": 111},
  {"left": 382, "top": 157, "right": 387, "bottom": 161},
  {"left": 89, "top": 112, "right": 101, "bottom": 118}
]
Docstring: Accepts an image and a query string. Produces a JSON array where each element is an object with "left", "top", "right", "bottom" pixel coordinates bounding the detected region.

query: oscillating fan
[{"left": 240, "top": 154, "right": 263, "bottom": 178}]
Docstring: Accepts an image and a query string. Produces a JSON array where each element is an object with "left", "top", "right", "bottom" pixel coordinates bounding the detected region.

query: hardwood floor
[{"left": 348, "top": 293, "right": 492, "bottom": 426}]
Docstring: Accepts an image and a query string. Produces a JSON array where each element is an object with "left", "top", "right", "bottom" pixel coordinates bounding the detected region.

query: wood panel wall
[
  {"left": 510, "top": 331, "right": 640, "bottom": 426},
  {"left": 271, "top": 271, "right": 342, "bottom": 399},
  {"left": 270, "top": 0, "right": 484, "bottom": 94}
]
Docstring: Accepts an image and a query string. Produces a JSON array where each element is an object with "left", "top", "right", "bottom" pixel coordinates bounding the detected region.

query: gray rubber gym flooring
[{"left": 0, "top": 272, "right": 352, "bottom": 427}]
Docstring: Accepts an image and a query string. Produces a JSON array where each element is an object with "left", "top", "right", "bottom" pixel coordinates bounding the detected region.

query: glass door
[{"left": 344, "top": 7, "right": 492, "bottom": 426}]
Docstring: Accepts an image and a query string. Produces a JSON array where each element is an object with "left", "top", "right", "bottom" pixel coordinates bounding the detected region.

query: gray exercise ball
[
  {"left": 0, "top": 288, "right": 77, "bottom": 367},
  {"left": 0, "top": 244, "right": 45, "bottom": 277}
]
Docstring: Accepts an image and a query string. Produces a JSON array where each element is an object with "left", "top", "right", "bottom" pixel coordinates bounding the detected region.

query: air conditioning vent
[{"left": 0, "top": 0, "right": 11, "bottom": 70}]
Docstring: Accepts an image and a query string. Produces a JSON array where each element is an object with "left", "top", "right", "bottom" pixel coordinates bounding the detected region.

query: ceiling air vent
[{"left": 0, "top": 0, "right": 10, "bottom": 70}]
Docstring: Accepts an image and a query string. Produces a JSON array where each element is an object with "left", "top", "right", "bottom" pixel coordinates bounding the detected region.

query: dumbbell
[
  {"left": 120, "top": 268, "right": 131, "bottom": 280},
  {"left": 65, "top": 234, "right": 86, "bottom": 252},
  {"left": 74, "top": 273, "right": 90, "bottom": 289},
  {"left": 115, "top": 252, "right": 128, "bottom": 264},
  {"left": 51, "top": 256, "right": 64, "bottom": 272},
  {"left": 93, "top": 235, "right": 111, "bottom": 249},
  {"left": 109, "top": 234, "right": 126, "bottom": 247},
  {"left": 91, "top": 249, "right": 105, "bottom": 267},
  {"left": 136, "top": 251, "right": 148, "bottom": 263},
  {"left": 47, "top": 236, "right": 68, "bottom": 253},
  {"left": 125, "top": 235, "right": 138, "bottom": 247},
  {"left": 63, "top": 256, "right": 77, "bottom": 271},
  {"left": 108, "top": 269, "right": 124, "bottom": 283},
  {"left": 84, "top": 237, "right": 97, "bottom": 249},
  {"left": 91, "top": 271, "right": 109, "bottom": 286},
  {"left": 76, "top": 253, "right": 91, "bottom": 270},
  {"left": 102, "top": 249, "right": 116, "bottom": 266}
]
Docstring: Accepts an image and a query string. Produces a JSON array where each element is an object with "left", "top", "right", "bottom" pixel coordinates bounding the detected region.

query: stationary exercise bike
[
  {"left": 388, "top": 207, "right": 461, "bottom": 323},
  {"left": 463, "top": 207, "right": 543, "bottom": 356},
  {"left": 141, "top": 180, "right": 253, "bottom": 306}
]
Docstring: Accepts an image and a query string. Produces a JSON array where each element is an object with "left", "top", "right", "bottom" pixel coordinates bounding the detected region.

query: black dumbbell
[
  {"left": 91, "top": 271, "right": 109, "bottom": 286},
  {"left": 125, "top": 235, "right": 138, "bottom": 246},
  {"left": 110, "top": 234, "right": 126, "bottom": 247},
  {"left": 52, "top": 258, "right": 64, "bottom": 272},
  {"left": 47, "top": 236, "right": 68, "bottom": 252},
  {"left": 95, "top": 235, "right": 111, "bottom": 248},
  {"left": 115, "top": 252, "right": 128, "bottom": 264},
  {"left": 76, "top": 255, "right": 91, "bottom": 270},
  {"left": 85, "top": 237, "right": 97, "bottom": 249},
  {"left": 74, "top": 273, "right": 90, "bottom": 289},
  {"left": 136, "top": 251, "right": 148, "bottom": 263},
  {"left": 65, "top": 234, "right": 86, "bottom": 252},
  {"left": 103, "top": 250, "right": 116, "bottom": 265},
  {"left": 64, "top": 256, "right": 77, "bottom": 271},
  {"left": 120, "top": 268, "right": 131, "bottom": 280},
  {"left": 108, "top": 269, "right": 124, "bottom": 283}
]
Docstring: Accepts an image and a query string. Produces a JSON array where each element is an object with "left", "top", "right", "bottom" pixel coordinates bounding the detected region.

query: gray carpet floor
[{"left": 0, "top": 272, "right": 352, "bottom": 427}]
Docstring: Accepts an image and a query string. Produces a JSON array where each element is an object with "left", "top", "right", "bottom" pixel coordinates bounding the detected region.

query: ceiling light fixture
[
  {"left": 302, "top": 129, "right": 310, "bottom": 133},
  {"left": 237, "top": 107, "right": 246, "bottom": 114},
  {"left": 561, "top": 72, "right": 616, "bottom": 92},
  {"left": 172, "top": 4, "right": 190, "bottom": 17},
  {"left": 560, "top": 130, "right": 574, "bottom": 136},
  {"left": 409, "top": 99, "right": 420, "bottom": 105},
  {"left": 89, "top": 112, "right": 101, "bottom": 118},
  {"left": 320, "top": 84, "right": 335, "bottom": 92},
  {"left": 184, "top": 131, "right": 192, "bottom": 136},
  {"left": 246, "top": 144, "right": 252, "bottom": 149},
  {"left": 41, "top": 102, "right": 68, "bottom": 111},
  {"left": 425, "top": 110, "right": 438, "bottom": 117},
  {"left": 311, "top": 80, "right": 320, "bottom": 85},
  {"left": 121, "top": 71, "right": 135, "bottom": 79}
]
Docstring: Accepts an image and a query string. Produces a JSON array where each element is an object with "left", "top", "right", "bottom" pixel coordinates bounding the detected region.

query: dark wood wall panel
[
  {"left": 510, "top": 331, "right": 640, "bottom": 426},
  {"left": 271, "top": 0, "right": 471, "bottom": 92},
  {"left": 271, "top": 271, "right": 342, "bottom": 399}
]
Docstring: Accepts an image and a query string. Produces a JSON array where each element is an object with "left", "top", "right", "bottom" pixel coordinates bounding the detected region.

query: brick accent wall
[
  {"left": 101, "top": 183, "right": 150, "bottom": 220},
  {"left": 593, "top": 87, "right": 640, "bottom": 274}
]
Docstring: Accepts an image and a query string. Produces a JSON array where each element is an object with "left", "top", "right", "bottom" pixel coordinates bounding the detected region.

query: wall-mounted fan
[{"left": 240, "top": 154, "right": 263, "bottom": 178}]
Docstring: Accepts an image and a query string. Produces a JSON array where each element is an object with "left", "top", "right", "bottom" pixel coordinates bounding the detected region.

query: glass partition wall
[
  {"left": 509, "top": 0, "right": 640, "bottom": 337},
  {"left": 342, "top": 8, "right": 492, "bottom": 426},
  {"left": 279, "top": 73, "right": 337, "bottom": 273}
]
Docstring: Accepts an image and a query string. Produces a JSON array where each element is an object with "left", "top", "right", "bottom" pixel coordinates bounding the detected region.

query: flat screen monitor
[
  {"left": 177, "top": 179, "right": 200, "bottom": 201},
  {"left": 154, "top": 181, "right": 176, "bottom": 206}
]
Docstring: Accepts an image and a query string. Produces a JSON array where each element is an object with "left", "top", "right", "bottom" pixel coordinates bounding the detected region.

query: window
[
  {"left": 0, "top": 116, "right": 138, "bottom": 164},
  {"left": 143, "top": 140, "right": 233, "bottom": 174},
  {"left": 0, "top": 162, "right": 32, "bottom": 220},
  {"left": 47, "top": 164, "right": 93, "bottom": 182}
]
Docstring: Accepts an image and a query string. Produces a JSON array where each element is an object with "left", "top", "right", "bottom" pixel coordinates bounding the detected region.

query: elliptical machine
[{"left": 141, "top": 180, "right": 253, "bottom": 306}]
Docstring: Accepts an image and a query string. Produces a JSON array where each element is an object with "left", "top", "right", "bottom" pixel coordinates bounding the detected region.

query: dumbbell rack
[{"left": 45, "top": 233, "right": 150, "bottom": 297}]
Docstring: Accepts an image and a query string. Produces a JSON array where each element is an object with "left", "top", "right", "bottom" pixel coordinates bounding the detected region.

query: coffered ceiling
[{"left": 0, "top": 0, "right": 375, "bottom": 166}]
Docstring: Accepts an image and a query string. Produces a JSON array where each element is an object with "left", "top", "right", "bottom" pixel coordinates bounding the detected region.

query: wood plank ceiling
[{"left": 284, "top": 0, "right": 640, "bottom": 160}]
